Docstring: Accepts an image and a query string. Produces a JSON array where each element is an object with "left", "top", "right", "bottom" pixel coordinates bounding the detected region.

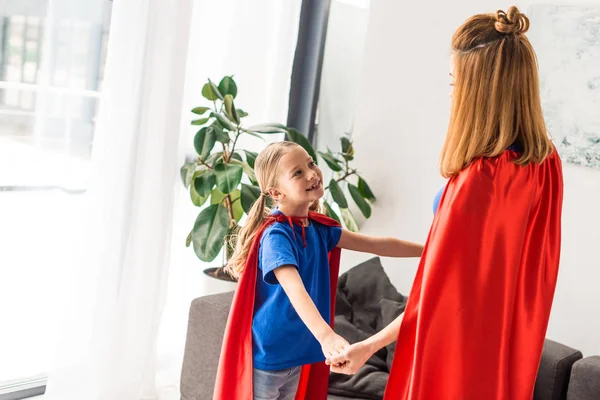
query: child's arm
[
  {"left": 273, "top": 265, "right": 349, "bottom": 357},
  {"left": 337, "top": 230, "right": 424, "bottom": 257}
]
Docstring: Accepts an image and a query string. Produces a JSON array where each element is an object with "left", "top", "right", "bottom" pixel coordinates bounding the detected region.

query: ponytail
[{"left": 226, "top": 193, "right": 269, "bottom": 277}]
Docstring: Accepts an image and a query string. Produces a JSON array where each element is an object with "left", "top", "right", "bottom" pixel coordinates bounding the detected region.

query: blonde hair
[
  {"left": 226, "top": 141, "right": 321, "bottom": 277},
  {"left": 440, "top": 6, "right": 554, "bottom": 178}
]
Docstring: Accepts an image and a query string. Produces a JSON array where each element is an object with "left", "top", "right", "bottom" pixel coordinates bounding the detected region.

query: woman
[{"left": 327, "top": 6, "right": 564, "bottom": 400}]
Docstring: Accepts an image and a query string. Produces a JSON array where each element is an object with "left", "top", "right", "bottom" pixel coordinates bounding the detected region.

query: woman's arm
[
  {"left": 273, "top": 265, "right": 349, "bottom": 357},
  {"left": 337, "top": 230, "right": 424, "bottom": 257}
]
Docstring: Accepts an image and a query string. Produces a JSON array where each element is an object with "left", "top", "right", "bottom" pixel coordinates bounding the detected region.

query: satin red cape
[
  {"left": 213, "top": 212, "right": 341, "bottom": 400},
  {"left": 385, "top": 150, "right": 563, "bottom": 400}
]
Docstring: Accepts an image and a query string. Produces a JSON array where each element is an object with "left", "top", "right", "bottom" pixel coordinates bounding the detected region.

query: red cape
[
  {"left": 213, "top": 212, "right": 342, "bottom": 400},
  {"left": 385, "top": 150, "right": 563, "bottom": 400}
]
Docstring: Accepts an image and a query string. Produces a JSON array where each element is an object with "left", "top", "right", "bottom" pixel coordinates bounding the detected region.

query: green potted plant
[{"left": 180, "top": 76, "right": 376, "bottom": 281}]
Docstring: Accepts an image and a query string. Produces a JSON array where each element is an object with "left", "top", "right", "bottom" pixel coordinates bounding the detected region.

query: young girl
[{"left": 213, "top": 141, "right": 423, "bottom": 400}]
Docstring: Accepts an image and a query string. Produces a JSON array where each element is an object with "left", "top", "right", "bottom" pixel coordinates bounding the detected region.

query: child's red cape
[
  {"left": 213, "top": 212, "right": 341, "bottom": 400},
  {"left": 384, "top": 150, "right": 563, "bottom": 400}
]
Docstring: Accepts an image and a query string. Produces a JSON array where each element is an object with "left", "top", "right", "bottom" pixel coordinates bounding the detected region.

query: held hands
[{"left": 325, "top": 340, "right": 375, "bottom": 375}]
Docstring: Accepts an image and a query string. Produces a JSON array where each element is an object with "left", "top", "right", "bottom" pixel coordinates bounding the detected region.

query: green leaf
[
  {"left": 230, "top": 159, "right": 256, "bottom": 182},
  {"left": 210, "top": 189, "right": 243, "bottom": 222},
  {"left": 223, "top": 94, "right": 239, "bottom": 124},
  {"left": 341, "top": 136, "right": 352, "bottom": 154},
  {"left": 222, "top": 189, "right": 243, "bottom": 222},
  {"left": 210, "top": 188, "right": 226, "bottom": 205},
  {"left": 286, "top": 128, "right": 318, "bottom": 163},
  {"left": 191, "top": 106, "right": 210, "bottom": 115},
  {"left": 192, "top": 204, "right": 229, "bottom": 262},
  {"left": 214, "top": 112, "right": 237, "bottom": 130},
  {"left": 244, "top": 150, "right": 258, "bottom": 169},
  {"left": 214, "top": 163, "right": 243, "bottom": 193},
  {"left": 194, "top": 127, "right": 216, "bottom": 159},
  {"left": 218, "top": 76, "right": 238, "bottom": 98},
  {"left": 341, "top": 136, "right": 354, "bottom": 160},
  {"left": 241, "top": 184, "right": 262, "bottom": 213},
  {"left": 208, "top": 79, "right": 224, "bottom": 100},
  {"left": 358, "top": 176, "right": 376, "bottom": 201},
  {"left": 324, "top": 201, "right": 341, "bottom": 223},
  {"left": 318, "top": 151, "right": 343, "bottom": 172},
  {"left": 210, "top": 123, "right": 230, "bottom": 143},
  {"left": 205, "top": 152, "right": 223, "bottom": 168},
  {"left": 231, "top": 190, "right": 244, "bottom": 222},
  {"left": 243, "top": 130, "right": 266, "bottom": 141},
  {"left": 340, "top": 208, "right": 359, "bottom": 232},
  {"left": 189, "top": 183, "right": 208, "bottom": 207},
  {"left": 191, "top": 118, "right": 210, "bottom": 126},
  {"left": 202, "top": 83, "right": 219, "bottom": 101},
  {"left": 180, "top": 161, "right": 197, "bottom": 189},
  {"left": 348, "top": 183, "right": 372, "bottom": 218},
  {"left": 185, "top": 230, "right": 193, "bottom": 247},
  {"left": 193, "top": 171, "right": 216, "bottom": 197},
  {"left": 328, "top": 179, "right": 348, "bottom": 208},
  {"left": 231, "top": 152, "right": 243, "bottom": 161},
  {"left": 246, "top": 123, "right": 288, "bottom": 134},
  {"left": 236, "top": 108, "right": 248, "bottom": 118}
]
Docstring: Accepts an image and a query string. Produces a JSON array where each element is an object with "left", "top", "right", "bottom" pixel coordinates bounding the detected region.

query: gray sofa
[
  {"left": 181, "top": 290, "right": 600, "bottom": 400},
  {"left": 181, "top": 259, "right": 600, "bottom": 400}
]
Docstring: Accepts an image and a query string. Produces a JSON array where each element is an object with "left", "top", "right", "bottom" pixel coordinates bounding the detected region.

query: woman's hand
[{"left": 327, "top": 312, "right": 405, "bottom": 375}]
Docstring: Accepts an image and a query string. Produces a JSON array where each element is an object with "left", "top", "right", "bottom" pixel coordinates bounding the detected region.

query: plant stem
[
  {"left": 222, "top": 142, "right": 228, "bottom": 162},
  {"left": 227, "top": 129, "right": 241, "bottom": 162},
  {"left": 224, "top": 194, "right": 236, "bottom": 228},
  {"left": 198, "top": 157, "right": 214, "bottom": 170},
  {"left": 324, "top": 169, "right": 357, "bottom": 191}
]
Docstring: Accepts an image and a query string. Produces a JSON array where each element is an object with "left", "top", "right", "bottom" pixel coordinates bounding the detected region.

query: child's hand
[
  {"left": 319, "top": 330, "right": 349, "bottom": 359},
  {"left": 326, "top": 341, "right": 374, "bottom": 374}
]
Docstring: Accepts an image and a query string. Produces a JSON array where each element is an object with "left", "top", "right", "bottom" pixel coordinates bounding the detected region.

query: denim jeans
[{"left": 253, "top": 366, "right": 302, "bottom": 400}]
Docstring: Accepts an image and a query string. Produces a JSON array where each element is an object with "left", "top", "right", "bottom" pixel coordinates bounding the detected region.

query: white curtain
[
  {"left": 45, "top": 0, "right": 302, "bottom": 399},
  {"left": 45, "top": 0, "right": 193, "bottom": 398}
]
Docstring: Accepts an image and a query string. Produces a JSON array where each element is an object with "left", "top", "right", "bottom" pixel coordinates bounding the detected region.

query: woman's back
[{"left": 385, "top": 148, "right": 563, "bottom": 400}]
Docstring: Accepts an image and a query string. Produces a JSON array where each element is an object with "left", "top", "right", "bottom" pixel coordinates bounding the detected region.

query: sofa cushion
[
  {"left": 181, "top": 291, "right": 234, "bottom": 400},
  {"left": 567, "top": 356, "right": 600, "bottom": 400},
  {"left": 336, "top": 257, "right": 407, "bottom": 333},
  {"left": 533, "top": 339, "right": 583, "bottom": 400},
  {"left": 379, "top": 298, "right": 406, "bottom": 370}
]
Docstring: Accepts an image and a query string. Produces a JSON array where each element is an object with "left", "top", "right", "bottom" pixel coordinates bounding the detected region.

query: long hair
[
  {"left": 440, "top": 6, "right": 554, "bottom": 178},
  {"left": 226, "top": 141, "right": 321, "bottom": 277}
]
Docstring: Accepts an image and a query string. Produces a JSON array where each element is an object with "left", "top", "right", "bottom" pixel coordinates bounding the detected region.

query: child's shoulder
[{"left": 261, "top": 221, "right": 294, "bottom": 242}]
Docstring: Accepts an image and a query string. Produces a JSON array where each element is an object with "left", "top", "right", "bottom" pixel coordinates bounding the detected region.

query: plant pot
[{"left": 203, "top": 266, "right": 238, "bottom": 282}]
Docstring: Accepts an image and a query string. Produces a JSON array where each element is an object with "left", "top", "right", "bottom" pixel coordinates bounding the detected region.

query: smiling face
[{"left": 268, "top": 146, "right": 324, "bottom": 211}]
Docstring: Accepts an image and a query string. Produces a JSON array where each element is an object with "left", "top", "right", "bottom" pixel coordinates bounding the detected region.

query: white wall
[
  {"left": 345, "top": 0, "right": 600, "bottom": 357},
  {"left": 316, "top": 0, "right": 370, "bottom": 153}
]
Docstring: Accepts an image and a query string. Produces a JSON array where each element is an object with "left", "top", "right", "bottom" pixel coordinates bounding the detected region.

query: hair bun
[{"left": 495, "top": 6, "right": 529, "bottom": 35}]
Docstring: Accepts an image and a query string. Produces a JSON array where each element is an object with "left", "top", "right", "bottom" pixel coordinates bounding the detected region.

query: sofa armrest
[
  {"left": 534, "top": 339, "right": 583, "bottom": 400},
  {"left": 567, "top": 356, "right": 600, "bottom": 400},
  {"left": 181, "top": 291, "right": 234, "bottom": 400}
]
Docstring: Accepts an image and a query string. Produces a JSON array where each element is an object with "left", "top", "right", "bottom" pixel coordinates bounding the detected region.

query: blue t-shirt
[
  {"left": 252, "top": 211, "right": 342, "bottom": 370},
  {"left": 433, "top": 144, "right": 523, "bottom": 214}
]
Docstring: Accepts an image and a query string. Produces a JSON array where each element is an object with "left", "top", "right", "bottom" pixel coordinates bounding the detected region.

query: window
[{"left": 0, "top": 1, "right": 112, "bottom": 397}]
